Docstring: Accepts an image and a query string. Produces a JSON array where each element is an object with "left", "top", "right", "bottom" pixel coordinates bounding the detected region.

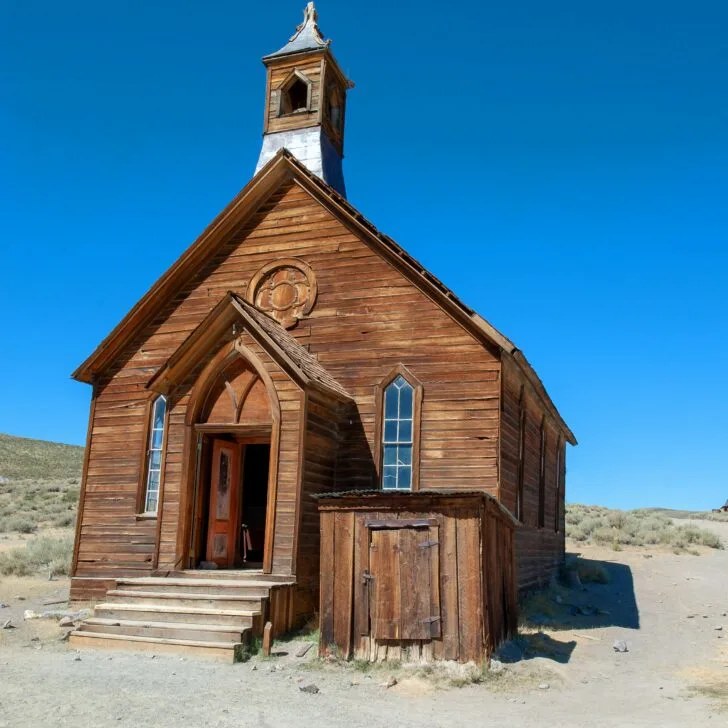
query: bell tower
[{"left": 256, "top": 3, "right": 354, "bottom": 197}]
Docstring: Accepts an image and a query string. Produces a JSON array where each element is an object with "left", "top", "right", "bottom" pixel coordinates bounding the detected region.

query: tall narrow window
[
  {"left": 516, "top": 387, "right": 526, "bottom": 523},
  {"left": 554, "top": 437, "right": 563, "bottom": 532},
  {"left": 538, "top": 418, "right": 546, "bottom": 529},
  {"left": 381, "top": 375, "right": 416, "bottom": 490},
  {"left": 143, "top": 395, "right": 167, "bottom": 514}
]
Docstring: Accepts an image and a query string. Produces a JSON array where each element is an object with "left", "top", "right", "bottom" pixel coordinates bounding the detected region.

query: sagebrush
[
  {"left": 566, "top": 504, "right": 723, "bottom": 551},
  {"left": 0, "top": 533, "right": 73, "bottom": 577},
  {"left": 0, "top": 478, "right": 79, "bottom": 533}
]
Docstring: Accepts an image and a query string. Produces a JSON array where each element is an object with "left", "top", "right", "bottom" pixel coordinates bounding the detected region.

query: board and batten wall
[{"left": 317, "top": 492, "right": 518, "bottom": 664}]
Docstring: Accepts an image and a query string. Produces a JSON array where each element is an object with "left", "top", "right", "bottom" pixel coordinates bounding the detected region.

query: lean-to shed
[{"left": 316, "top": 491, "right": 518, "bottom": 664}]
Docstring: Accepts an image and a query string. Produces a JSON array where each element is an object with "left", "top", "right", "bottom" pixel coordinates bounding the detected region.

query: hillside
[{"left": 0, "top": 433, "right": 84, "bottom": 481}]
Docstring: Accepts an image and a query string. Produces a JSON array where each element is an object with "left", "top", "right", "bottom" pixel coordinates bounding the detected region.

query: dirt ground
[{"left": 1, "top": 521, "right": 727, "bottom": 728}]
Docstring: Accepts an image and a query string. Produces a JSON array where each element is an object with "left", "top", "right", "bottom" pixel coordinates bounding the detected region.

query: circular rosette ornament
[{"left": 245, "top": 258, "right": 318, "bottom": 329}]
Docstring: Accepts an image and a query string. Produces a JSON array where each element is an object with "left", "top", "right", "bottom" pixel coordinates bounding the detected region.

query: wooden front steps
[{"left": 69, "top": 571, "right": 295, "bottom": 662}]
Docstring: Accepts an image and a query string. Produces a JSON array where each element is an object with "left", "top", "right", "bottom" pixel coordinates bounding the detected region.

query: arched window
[
  {"left": 143, "top": 395, "right": 167, "bottom": 514},
  {"left": 379, "top": 369, "right": 422, "bottom": 491}
]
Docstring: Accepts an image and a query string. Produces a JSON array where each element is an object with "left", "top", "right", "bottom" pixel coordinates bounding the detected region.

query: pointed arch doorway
[{"left": 186, "top": 345, "right": 280, "bottom": 572}]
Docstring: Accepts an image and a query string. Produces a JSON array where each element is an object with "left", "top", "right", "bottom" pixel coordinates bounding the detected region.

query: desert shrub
[
  {"left": 62, "top": 487, "right": 80, "bottom": 504},
  {"left": 52, "top": 513, "right": 75, "bottom": 528},
  {"left": 0, "top": 533, "right": 73, "bottom": 577},
  {"left": 566, "top": 504, "right": 723, "bottom": 552},
  {"left": 0, "top": 479, "right": 80, "bottom": 534},
  {"left": 1, "top": 516, "right": 37, "bottom": 534},
  {"left": 570, "top": 558, "right": 611, "bottom": 584}
]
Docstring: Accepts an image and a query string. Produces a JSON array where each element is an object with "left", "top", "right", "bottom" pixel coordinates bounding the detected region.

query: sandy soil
[{"left": 1, "top": 522, "right": 727, "bottom": 728}]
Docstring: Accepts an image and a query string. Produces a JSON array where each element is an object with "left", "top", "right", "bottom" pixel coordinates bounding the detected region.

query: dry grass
[
  {"left": 0, "top": 532, "right": 74, "bottom": 577},
  {"left": 0, "top": 433, "right": 83, "bottom": 481},
  {"left": 0, "top": 478, "right": 79, "bottom": 534},
  {"left": 640, "top": 507, "right": 728, "bottom": 523},
  {"left": 566, "top": 504, "right": 723, "bottom": 552}
]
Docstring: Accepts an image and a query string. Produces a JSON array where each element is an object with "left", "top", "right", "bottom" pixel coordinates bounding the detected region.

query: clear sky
[{"left": 1, "top": 1, "right": 726, "bottom": 510}]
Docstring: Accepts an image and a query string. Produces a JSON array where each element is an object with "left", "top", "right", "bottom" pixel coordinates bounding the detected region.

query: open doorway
[{"left": 197, "top": 436, "right": 271, "bottom": 569}]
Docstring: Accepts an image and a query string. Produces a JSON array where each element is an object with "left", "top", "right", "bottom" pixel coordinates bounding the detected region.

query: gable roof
[
  {"left": 74, "top": 149, "right": 575, "bottom": 444},
  {"left": 147, "top": 291, "right": 351, "bottom": 402}
]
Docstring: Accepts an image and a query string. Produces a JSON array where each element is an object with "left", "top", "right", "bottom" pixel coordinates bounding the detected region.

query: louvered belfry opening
[{"left": 316, "top": 490, "right": 518, "bottom": 665}]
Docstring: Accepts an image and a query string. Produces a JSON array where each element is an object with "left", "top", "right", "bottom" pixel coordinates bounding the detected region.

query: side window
[
  {"left": 142, "top": 395, "right": 167, "bottom": 514},
  {"left": 377, "top": 367, "right": 423, "bottom": 491}
]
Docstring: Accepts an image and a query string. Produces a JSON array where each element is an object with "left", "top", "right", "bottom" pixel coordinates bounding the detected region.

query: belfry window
[
  {"left": 143, "top": 395, "right": 167, "bottom": 514},
  {"left": 280, "top": 74, "right": 311, "bottom": 115},
  {"left": 381, "top": 376, "right": 416, "bottom": 490}
]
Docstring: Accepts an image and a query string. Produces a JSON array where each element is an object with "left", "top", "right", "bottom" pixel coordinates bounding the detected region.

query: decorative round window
[{"left": 245, "top": 258, "right": 318, "bottom": 329}]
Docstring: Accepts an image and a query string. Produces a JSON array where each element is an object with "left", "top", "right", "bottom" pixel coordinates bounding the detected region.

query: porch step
[
  {"left": 117, "top": 577, "right": 276, "bottom": 596},
  {"left": 167, "top": 570, "right": 295, "bottom": 584},
  {"left": 70, "top": 571, "right": 295, "bottom": 661},
  {"left": 78, "top": 617, "right": 247, "bottom": 644},
  {"left": 68, "top": 630, "right": 245, "bottom": 662},
  {"left": 94, "top": 602, "right": 259, "bottom": 628},
  {"left": 106, "top": 589, "right": 263, "bottom": 611}
]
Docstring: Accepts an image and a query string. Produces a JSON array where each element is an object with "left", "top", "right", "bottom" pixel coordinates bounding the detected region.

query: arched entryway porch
[{"left": 182, "top": 342, "right": 281, "bottom": 573}]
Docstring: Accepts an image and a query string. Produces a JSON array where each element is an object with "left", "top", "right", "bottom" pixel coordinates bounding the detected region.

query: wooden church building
[{"left": 69, "top": 4, "right": 576, "bottom": 662}]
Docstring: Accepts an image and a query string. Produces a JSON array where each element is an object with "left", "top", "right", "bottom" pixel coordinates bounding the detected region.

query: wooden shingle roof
[{"left": 147, "top": 292, "right": 351, "bottom": 403}]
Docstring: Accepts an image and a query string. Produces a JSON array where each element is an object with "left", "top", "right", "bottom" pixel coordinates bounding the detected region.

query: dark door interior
[{"left": 240, "top": 443, "right": 270, "bottom": 567}]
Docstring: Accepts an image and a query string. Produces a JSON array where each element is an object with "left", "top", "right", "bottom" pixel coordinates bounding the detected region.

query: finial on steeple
[{"left": 264, "top": 2, "right": 331, "bottom": 59}]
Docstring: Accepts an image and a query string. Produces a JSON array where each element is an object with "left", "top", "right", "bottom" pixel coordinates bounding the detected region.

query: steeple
[{"left": 255, "top": 3, "right": 353, "bottom": 197}]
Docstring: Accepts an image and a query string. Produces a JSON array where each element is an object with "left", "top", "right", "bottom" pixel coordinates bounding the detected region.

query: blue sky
[{"left": 1, "top": 1, "right": 726, "bottom": 510}]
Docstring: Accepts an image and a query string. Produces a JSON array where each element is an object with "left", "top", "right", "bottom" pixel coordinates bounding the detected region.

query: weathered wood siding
[
  {"left": 501, "top": 358, "right": 566, "bottom": 592},
  {"left": 293, "top": 389, "right": 344, "bottom": 621},
  {"left": 265, "top": 56, "right": 323, "bottom": 135},
  {"left": 72, "top": 178, "right": 504, "bottom": 598},
  {"left": 318, "top": 493, "right": 517, "bottom": 664}
]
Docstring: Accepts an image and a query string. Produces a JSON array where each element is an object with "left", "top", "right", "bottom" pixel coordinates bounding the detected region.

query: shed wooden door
[
  {"left": 369, "top": 523, "right": 441, "bottom": 640},
  {"left": 206, "top": 440, "right": 241, "bottom": 567}
]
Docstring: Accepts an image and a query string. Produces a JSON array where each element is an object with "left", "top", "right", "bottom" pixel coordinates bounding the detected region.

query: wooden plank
[
  {"left": 370, "top": 529, "right": 400, "bottom": 640},
  {"left": 428, "top": 524, "right": 441, "bottom": 639},
  {"left": 332, "top": 511, "right": 355, "bottom": 659},
  {"left": 319, "top": 511, "right": 335, "bottom": 652},
  {"left": 456, "top": 514, "right": 483, "bottom": 663},
  {"left": 262, "top": 621, "right": 273, "bottom": 656},
  {"left": 398, "top": 528, "right": 430, "bottom": 640},
  {"left": 353, "top": 514, "right": 371, "bottom": 636},
  {"left": 437, "top": 513, "right": 459, "bottom": 661}
]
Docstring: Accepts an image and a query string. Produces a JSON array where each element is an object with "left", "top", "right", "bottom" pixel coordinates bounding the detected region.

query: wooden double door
[{"left": 206, "top": 438, "right": 270, "bottom": 568}]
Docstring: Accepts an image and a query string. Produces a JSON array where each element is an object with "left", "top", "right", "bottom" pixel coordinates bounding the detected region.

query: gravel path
[{"left": 1, "top": 522, "right": 727, "bottom": 728}]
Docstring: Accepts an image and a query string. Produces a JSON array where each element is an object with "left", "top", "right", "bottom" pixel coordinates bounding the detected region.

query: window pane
[
  {"left": 393, "top": 375, "right": 406, "bottom": 389},
  {"left": 147, "top": 469, "right": 160, "bottom": 490},
  {"left": 399, "top": 384, "right": 413, "bottom": 419},
  {"left": 397, "top": 445, "right": 412, "bottom": 466},
  {"left": 384, "top": 386, "right": 399, "bottom": 419},
  {"left": 145, "top": 493, "right": 158, "bottom": 514},
  {"left": 383, "top": 445, "right": 397, "bottom": 465},
  {"left": 150, "top": 428, "right": 163, "bottom": 449},
  {"left": 398, "top": 419, "right": 412, "bottom": 443},
  {"left": 153, "top": 397, "right": 166, "bottom": 429},
  {"left": 382, "top": 466, "right": 397, "bottom": 490},
  {"left": 149, "top": 449, "right": 162, "bottom": 470},
  {"left": 398, "top": 466, "right": 412, "bottom": 490},
  {"left": 383, "top": 420, "right": 398, "bottom": 443}
]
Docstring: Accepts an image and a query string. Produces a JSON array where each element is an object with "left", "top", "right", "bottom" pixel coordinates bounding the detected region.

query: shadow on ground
[{"left": 495, "top": 554, "right": 640, "bottom": 664}]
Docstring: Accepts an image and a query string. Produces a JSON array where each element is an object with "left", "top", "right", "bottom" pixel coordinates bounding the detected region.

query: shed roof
[{"left": 313, "top": 488, "right": 520, "bottom": 527}]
